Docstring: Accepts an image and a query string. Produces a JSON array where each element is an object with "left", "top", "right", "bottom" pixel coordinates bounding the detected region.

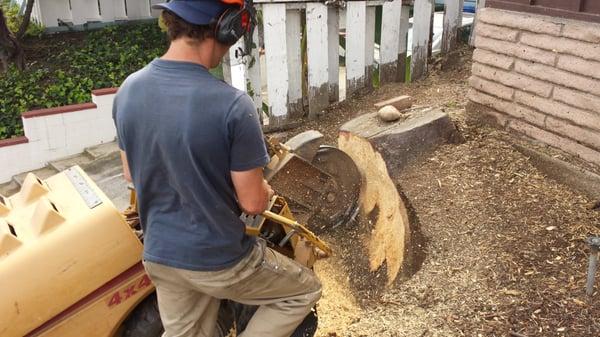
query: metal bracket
[{"left": 586, "top": 236, "right": 600, "bottom": 297}]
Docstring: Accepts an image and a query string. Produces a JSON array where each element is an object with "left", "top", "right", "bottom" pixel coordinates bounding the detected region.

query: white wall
[
  {"left": 33, "top": 0, "right": 72, "bottom": 28},
  {"left": 0, "top": 92, "right": 117, "bottom": 184},
  {"left": 31, "top": 0, "right": 155, "bottom": 28}
]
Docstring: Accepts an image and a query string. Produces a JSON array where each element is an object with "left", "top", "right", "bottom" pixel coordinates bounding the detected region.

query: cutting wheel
[{"left": 309, "top": 145, "right": 361, "bottom": 230}]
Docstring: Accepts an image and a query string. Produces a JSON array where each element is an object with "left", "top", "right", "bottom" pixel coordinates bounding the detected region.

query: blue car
[{"left": 435, "top": 0, "right": 478, "bottom": 13}]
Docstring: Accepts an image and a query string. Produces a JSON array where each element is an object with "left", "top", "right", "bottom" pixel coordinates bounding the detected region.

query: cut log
[
  {"left": 342, "top": 107, "right": 461, "bottom": 173},
  {"left": 338, "top": 107, "right": 460, "bottom": 284},
  {"left": 374, "top": 95, "right": 414, "bottom": 111}
]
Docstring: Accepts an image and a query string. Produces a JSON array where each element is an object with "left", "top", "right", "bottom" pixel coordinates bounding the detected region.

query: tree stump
[{"left": 338, "top": 107, "right": 460, "bottom": 285}]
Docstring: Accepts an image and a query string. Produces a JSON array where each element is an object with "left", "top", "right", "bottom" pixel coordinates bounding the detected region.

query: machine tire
[
  {"left": 291, "top": 308, "right": 318, "bottom": 337},
  {"left": 120, "top": 294, "right": 236, "bottom": 337},
  {"left": 121, "top": 293, "right": 163, "bottom": 337},
  {"left": 231, "top": 302, "right": 318, "bottom": 337}
]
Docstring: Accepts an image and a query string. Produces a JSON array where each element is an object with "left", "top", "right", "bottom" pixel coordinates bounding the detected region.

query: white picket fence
[
  {"left": 224, "top": 0, "right": 472, "bottom": 127},
  {"left": 28, "top": 0, "right": 478, "bottom": 127},
  {"left": 0, "top": 0, "right": 483, "bottom": 183}
]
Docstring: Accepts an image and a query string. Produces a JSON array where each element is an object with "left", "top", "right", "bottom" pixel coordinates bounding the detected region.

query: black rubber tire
[
  {"left": 121, "top": 293, "right": 163, "bottom": 337},
  {"left": 120, "top": 295, "right": 236, "bottom": 337},
  {"left": 291, "top": 308, "right": 318, "bottom": 337},
  {"left": 231, "top": 302, "right": 318, "bottom": 337},
  {"left": 215, "top": 300, "right": 237, "bottom": 337},
  {"left": 119, "top": 296, "right": 316, "bottom": 337}
]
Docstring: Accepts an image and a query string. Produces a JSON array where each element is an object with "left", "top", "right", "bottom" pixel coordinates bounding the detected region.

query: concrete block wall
[
  {"left": 468, "top": 7, "right": 600, "bottom": 167},
  {"left": 0, "top": 89, "right": 118, "bottom": 184}
]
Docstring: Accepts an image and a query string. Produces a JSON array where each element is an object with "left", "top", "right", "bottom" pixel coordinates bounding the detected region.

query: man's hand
[{"left": 231, "top": 168, "right": 273, "bottom": 215}]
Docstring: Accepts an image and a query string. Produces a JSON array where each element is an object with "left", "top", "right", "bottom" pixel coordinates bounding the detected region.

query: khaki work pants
[{"left": 143, "top": 239, "right": 322, "bottom": 337}]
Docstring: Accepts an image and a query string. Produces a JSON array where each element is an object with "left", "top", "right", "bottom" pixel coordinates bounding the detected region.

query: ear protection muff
[{"left": 214, "top": 0, "right": 257, "bottom": 45}]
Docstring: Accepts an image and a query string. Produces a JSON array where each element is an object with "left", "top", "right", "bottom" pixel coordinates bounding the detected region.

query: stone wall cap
[
  {"left": 22, "top": 103, "right": 98, "bottom": 119},
  {"left": 91, "top": 87, "right": 119, "bottom": 96},
  {"left": 0, "top": 136, "right": 29, "bottom": 148}
]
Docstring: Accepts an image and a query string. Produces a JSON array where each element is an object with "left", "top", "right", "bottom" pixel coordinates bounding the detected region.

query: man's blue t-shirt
[{"left": 113, "top": 59, "right": 270, "bottom": 271}]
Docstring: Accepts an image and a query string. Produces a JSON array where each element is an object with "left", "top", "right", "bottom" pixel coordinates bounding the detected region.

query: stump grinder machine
[{"left": 0, "top": 131, "right": 361, "bottom": 337}]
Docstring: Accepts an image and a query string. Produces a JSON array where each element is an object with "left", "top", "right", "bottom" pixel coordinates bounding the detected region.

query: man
[{"left": 112, "top": 1, "right": 322, "bottom": 336}]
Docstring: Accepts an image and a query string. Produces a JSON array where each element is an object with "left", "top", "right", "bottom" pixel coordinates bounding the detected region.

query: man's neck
[{"left": 161, "top": 38, "right": 212, "bottom": 69}]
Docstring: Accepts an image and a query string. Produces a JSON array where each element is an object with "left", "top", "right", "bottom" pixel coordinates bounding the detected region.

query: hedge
[{"left": 0, "top": 21, "right": 168, "bottom": 139}]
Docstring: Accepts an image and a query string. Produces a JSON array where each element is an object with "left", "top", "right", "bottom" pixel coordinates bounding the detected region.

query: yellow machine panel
[{"left": 0, "top": 167, "right": 146, "bottom": 337}]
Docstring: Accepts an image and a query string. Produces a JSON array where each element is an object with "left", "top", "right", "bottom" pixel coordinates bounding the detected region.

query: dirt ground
[{"left": 278, "top": 46, "right": 600, "bottom": 337}]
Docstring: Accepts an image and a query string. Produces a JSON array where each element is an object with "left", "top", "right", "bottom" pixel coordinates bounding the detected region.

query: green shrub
[
  {"left": 0, "top": 21, "right": 169, "bottom": 139},
  {"left": 0, "top": 20, "right": 228, "bottom": 140},
  {"left": 1, "top": 0, "right": 45, "bottom": 38}
]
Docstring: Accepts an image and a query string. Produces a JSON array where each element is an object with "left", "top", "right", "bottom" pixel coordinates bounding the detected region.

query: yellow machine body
[
  {"left": 0, "top": 167, "right": 151, "bottom": 337},
  {"left": 0, "top": 165, "right": 330, "bottom": 337}
]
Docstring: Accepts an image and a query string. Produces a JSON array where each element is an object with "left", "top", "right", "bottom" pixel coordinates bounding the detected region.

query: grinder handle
[{"left": 261, "top": 210, "right": 333, "bottom": 257}]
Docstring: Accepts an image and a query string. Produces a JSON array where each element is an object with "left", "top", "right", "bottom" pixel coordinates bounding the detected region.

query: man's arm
[
  {"left": 120, "top": 150, "right": 132, "bottom": 183},
  {"left": 231, "top": 168, "right": 273, "bottom": 215}
]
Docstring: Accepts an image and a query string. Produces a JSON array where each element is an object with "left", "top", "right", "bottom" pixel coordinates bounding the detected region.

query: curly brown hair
[{"left": 160, "top": 10, "right": 215, "bottom": 42}]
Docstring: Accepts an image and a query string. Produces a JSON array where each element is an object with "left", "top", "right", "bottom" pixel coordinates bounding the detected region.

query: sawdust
[
  {"left": 276, "top": 45, "right": 600, "bottom": 336},
  {"left": 314, "top": 255, "right": 361, "bottom": 335},
  {"left": 338, "top": 132, "right": 410, "bottom": 285}
]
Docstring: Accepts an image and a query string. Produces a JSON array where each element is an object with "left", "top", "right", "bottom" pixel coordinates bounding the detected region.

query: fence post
[
  {"left": 397, "top": 5, "right": 410, "bottom": 82},
  {"left": 328, "top": 6, "right": 340, "bottom": 103},
  {"left": 36, "top": 0, "right": 72, "bottom": 28},
  {"left": 125, "top": 0, "right": 151, "bottom": 19},
  {"left": 70, "top": 0, "right": 100, "bottom": 25},
  {"left": 224, "top": 24, "right": 263, "bottom": 121},
  {"left": 306, "top": 3, "right": 330, "bottom": 118},
  {"left": 345, "top": 1, "right": 367, "bottom": 97},
  {"left": 263, "top": 3, "right": 290, "bottom": 126},
  {"left": 364, "top": 5, "right": 376, "bottom": 90},
  {"left": 227, "top": 39, "right": 247, "bottom": 91},
  {"left": 99, "top": 0, "right": 127, "bottom": 21},
  {"left": 32, "top": 1, "right": 43, "bottom": 26},
  {"left": 245, "top": 28, "right": 263, "bottom": 121},
  {"left": 150, "top": 0, "right": 163, "bottom": 18},
  {"left": 380, "top": 0, "right": 402, "bottom": 84},
  {"left": 286, "top": 8, "right": 304, "bottom": 118},
  {"left": 442, "top": 0, "right": 464, "bottom": 54},
  {"left": 411, "top": 0, "right": 433, "bottom": 81}
]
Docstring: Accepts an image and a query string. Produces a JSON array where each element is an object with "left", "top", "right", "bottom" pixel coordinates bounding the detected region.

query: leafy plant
[
  {"left": 0, "top": 21, "right": 169, "bottom": 139},
  {"left": 0, "top": 19, "right": 230, "bottom": 140},
  {"left": 1, "top": 0, "right": 44, "bottom": 38}
]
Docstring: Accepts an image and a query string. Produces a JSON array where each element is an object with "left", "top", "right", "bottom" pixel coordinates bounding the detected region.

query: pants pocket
[{"left": 259, "top": 246, "right": 304, "bottom": 279}]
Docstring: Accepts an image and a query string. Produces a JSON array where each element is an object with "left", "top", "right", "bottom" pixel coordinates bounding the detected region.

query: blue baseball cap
[{"left": 152, "top": 0, "right": 233, "bottom": 25}]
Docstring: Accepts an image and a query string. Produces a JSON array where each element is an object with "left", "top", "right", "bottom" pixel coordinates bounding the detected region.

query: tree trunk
[
  {"left": 16, "top": 0, "right": 35, "bottom": 40},
  {"left": 0, "top": 8, "right": 25, "bottom": 71},
  {"left": 338, "top": 107, "right": 461, "bottom": 285}
]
